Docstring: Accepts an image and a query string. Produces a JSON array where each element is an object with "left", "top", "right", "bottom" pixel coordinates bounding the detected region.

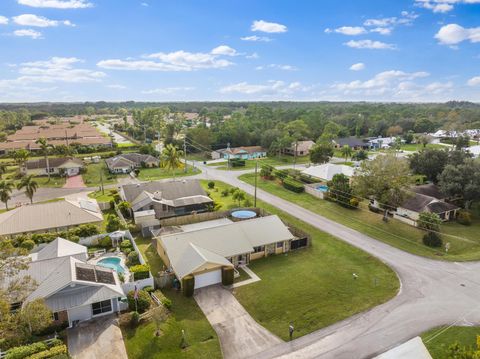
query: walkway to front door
[{"left": 194, "top": 285, "right": 282, "bottom": 359}]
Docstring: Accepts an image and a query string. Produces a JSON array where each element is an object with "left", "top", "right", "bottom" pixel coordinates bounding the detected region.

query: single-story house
[
  {"left": 394, "top": 184, "right": 460, "bottom": 226},
  {"left": 368, "top": 137, "right": 404, "bottom": 149},
  {"left": 302, "top": 163, "right": 354, "bottom": 182},
  {"left": 21, "top": 157, "right": 84, "bottom": 177},
  {"left": 211, "top": 146, "right": 267, "bottom": 160},
  {"left": 333, "top": 137, "right": 369, "bottom": 150},
  {"left": 4, "top": 238, "right": 124, "bottom": 328},
  {"left": 105, "top": 153, "right": 159, "bottom": 174},
  {"left": 155, "top": 215, "right": 309, "bottom": 290},
  {"left": 283, "top": 140, "right": 315, "bottom": 157},
  {"left": 120, "top": 179, "right": 213, "bottom": 220},
  {"left": 0, "top": 199, "right": 103, "bottom": 237},
  {"left": 468, "top": 145, "right": 480, "bottom": 158}
]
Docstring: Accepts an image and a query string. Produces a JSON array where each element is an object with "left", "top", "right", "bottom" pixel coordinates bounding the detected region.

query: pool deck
[{"left": 88, "top": 252, "right": 131, "bottom": 281}]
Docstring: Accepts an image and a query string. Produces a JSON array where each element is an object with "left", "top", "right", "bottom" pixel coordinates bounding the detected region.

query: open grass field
[
  {"left": 239, "top": 173, "right": 480, "bottom": 261},
  {"left": 201, "top": 180, "right": 399, "bottom": 340},
  {"left": 421, "top": 326, "right": 480, "bottom": 358},
  {"left": 136, "top": 166, "right": 200, "bottom": 181},
  {"left": 398, "top": 143, "right": 447, "bottom": 152},
  {"left": 122, "top": 288, "right": 222, "bottom": 359},
  {"left": 208, "top": 155, "right": 310, "bottom": 171}
]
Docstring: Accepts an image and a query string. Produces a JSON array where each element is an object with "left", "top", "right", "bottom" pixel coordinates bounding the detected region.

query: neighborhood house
[
  {"left": 105, "top": 153, "right": 159, "bottom": 174},
  {"left": 211, "top": 146, "right": 267, "bottom": 160},
  {"left": 155, "top": 215, "right": 309, "bottom": 290},
  {"left": 333, "top": 137, "right": 370, "bottom": 150},
  {"left": 4, "top": 238, "right": 125, "bottom": 328},
  {"left": 121, "top": 179, "right": 213, "bottom": 221},
  {"left": 22, "top": 157, "right": 84, "bottom": 177},
  {"left": 283, "top": 140, "right": 315, "bottom": 156},
  {"left": 302, "top": 163, "right": 355, "bottom": 182}
]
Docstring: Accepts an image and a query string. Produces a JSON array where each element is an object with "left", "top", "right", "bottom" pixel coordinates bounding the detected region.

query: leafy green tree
[
  {"left": 19, "top": 299, "right": 53, "bottom": 336},
  {"left": 161, "top": 144, "right": 184, "bottom": 179},
  {"left": 410, "top": 149, "right": 449, "bottom": 183},
  {"left": 418, "top": 212, "right": 442, "bottom": 231},
  {"left": 0, "top": 164, "right": 6, "bottom": 179},
  {"left": 352, "top": 150, "right": 368, "bottom": 161},
  {"left": 117, "top": 201, "right": 131, "bottom": 217},
  {"left": 13, "top": 149, "right": 30, "bottom": 167},
  {"left": 16, "top": 175, "right": 38, "bottom": 204},
  {"left": 106, "top": 214, "right": 123, "bottom": 232},
  {"left": 35, "top": 137, "right": 54, "bottom": 181},
  {"left": 0, "top": 180, "right": 14, "bottom": 210},
  {"left": 327, "top": 174, "right": 353, "bottom": 207},
  {"left": 232, "top": 189, "right": 246, "bottom": 207},
  {"left": 352, "top": 154, "right": 412, "bottom": 219},
  {"left": 438, "top": 160, "right": 480, "bottom": 209},
  {"left": 310, "top": 142, "right": 333, "bottom": 164},
  {"left": 340, "top": 145, "right": 353, "bottom": 161}
]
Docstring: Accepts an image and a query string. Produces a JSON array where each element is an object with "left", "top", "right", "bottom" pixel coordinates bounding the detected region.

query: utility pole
[
  {"left": 293, "top": 140, "right": 298, "bottom": 169},
  {"left": 254, "top": 160, "right": 258, "bottom": 207},
  {"left": 100, "top": 170, "right": 104, "bottom": 195},
  {"left": 227, "top": 142, "right": 231, "bottom": 170},
  {"left": 183, "top": 136, "right": 187, "bottom": 173}
]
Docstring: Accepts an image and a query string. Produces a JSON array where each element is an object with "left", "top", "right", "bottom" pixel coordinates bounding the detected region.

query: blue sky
[{"left": 0, "top": 0, "right": 479, "bottom": 102}]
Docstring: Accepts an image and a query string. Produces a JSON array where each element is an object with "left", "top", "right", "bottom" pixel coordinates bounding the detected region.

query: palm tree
[
  {"left": 13, "top": 149, "right": 29, "bottom": 168},
  {"left": 35, "top": 137, "right": 54, "bottom": 181},
  {"left": 0, "top": 180, "right": 14, "bottom": 210},
  {"left": 341, "top": 145, "right": 353, "bottom": 161},
  {"left": 0, "top": 164, "right": 6, "bottom": 179},
  {"left": 161, "top": 144, "right": 184, "bottom": 179},
  {"left": 17, "top": 175, "right": 38, "bottom": 204}
]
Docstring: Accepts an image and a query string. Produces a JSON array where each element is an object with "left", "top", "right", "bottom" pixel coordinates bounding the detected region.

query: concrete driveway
[
  {"left": 67, "top": 315, "right": 127, "bottom": 359},
  {"left": 195, "top": 285, "right": 282, "bottom": 359}
]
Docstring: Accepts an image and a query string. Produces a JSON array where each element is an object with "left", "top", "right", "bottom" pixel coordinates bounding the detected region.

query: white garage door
[{"left": 194, "top": 270, "right": 222, "bottom": 289}]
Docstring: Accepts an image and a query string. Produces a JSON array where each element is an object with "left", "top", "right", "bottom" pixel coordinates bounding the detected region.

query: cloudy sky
[{"left": 0, "top": 0, "right": 479, "bottom": 102}]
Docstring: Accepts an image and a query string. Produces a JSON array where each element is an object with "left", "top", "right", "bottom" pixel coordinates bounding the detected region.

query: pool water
[
  {"left": 316, "top": 185, "right": 329, "bottom": 192},
  {"left": 231, "top": 210, "right": 257, "bottom": 219},
  {"left": 97, "top": 257, "right": 125, "bottom": 274}
]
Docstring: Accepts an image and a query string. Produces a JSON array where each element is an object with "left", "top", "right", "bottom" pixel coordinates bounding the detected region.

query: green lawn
[
  {"left": 137, "top": 166, "right": 200, "bottom": 181},
  {"left": 82, "top": 162, "right": 122, "bottom": 187},
  {"left": 2, "top": 164, "right": 66, "bottom": 188},
  {"left": 398, "top": 143, "right": 447, "bottom": 152},
  {"left": 210, "top": 155, "right": 310, "bottom": 171},
  {"left": 422, "top": 326, "right": 480, "bottom": 358},
  {"left": 122, "top": 288, "right": 222, "bottom": 359},
  {"left": 239, "top": 173, "right": 480, "bottom": 261},
  {"left": 87, "top": 189, "right": 116, "bottom": 203},
  {"left": 135, "top": 237, "right": 165, "bottom": 276},
  {"left": 201, "top": 180, "right": 399, "bottom": 341}
]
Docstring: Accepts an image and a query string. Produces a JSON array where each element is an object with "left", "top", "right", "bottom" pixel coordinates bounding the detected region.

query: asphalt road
[{"left": 195, "top": 163, "right": 480, "bottom": 359}]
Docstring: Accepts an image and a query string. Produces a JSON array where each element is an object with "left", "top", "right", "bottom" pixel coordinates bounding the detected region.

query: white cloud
[
  {"left": 435, "top": 24, "right": 480, "bottom": 45},
  {"left": 350, "top": 63, "right": 365, "bottom": 71},
  {"left": 240, "top": 35, "right": 272, "bottom": 42},
  {"left": 98, "top": 47, "right": 235, "bottom": 72},
  {"left": 255, "top": 64, "right": 298, "bottom": 71},
  {"left": 0, "top": 16, "right": 8, "bottom": 25},
  {"left": 246, "top": 52, "right": 259, "bottom": 59},
  {"left": 415, "top": 0, "right": 480, "bottom": 13},
  {"left": 370, "top": 27, "right": 392, "bottom": 35},
  {"left": 107, "top": 84, "right": 126, "bottom": 89},
  {"left": 13, "top": 29, "right": 42, "bottom": 39},
  {"left": 220, "top": 80, "right": 309, "bottom": 96},
  {"left": 211, "top": 45, "right": 237, "bottom": 56},
  {"left": 17, "top": 0, "right": 93, "bottom": 8},
  {"left": 326, "top": 26, "right": 367, "bottom": 36},
  {"left": 467, "top": 76, "right": 480, "bottom": 86},
  {"left": 13, "top": 14, "right": 74, "bottom": 27},
  {"left": 344, "top": 39, "right": 396, "bottom": 50},
  {"left": 251, "top": 20, "right": 287, "bottom": 33},
  {"left": 142, "top": 87, "right": 195, "bottom": 95}
]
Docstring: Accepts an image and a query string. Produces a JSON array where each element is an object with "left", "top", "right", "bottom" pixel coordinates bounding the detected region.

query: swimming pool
[
  {"left": 315, "top": 184, "right": 329, "bottom": 192},
  {"left": 97, "top": 257, "right": 125, "bottom": 274},
  {"left": 231, "top": 210, "right": 257, "bottom": 219}
]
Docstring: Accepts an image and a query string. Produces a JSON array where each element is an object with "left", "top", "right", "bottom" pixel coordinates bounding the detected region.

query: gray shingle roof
[
  {"left": 25, "top": 157, "right": 83, "bottom": 170},
  {"left": 122, "top": 179, "right": 208, "bottom": 203}
]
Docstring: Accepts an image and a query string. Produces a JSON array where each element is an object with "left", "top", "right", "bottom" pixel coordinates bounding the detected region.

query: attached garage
[{"left": 194, "top": 269, "right": 222, "bottom": 289}]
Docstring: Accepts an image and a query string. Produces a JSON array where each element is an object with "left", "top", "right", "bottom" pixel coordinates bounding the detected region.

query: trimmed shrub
[
  {"left": 282, "top": 177, "right": 304, "bottom": 193},
  {"left": 120, "top": 239, "right": 133, "bottom": 251},
  {"left": 72, "top": 224, "right": 99, "bottom": 237},
  {"left": 5, "top": 342, "right": 48, "bottom": 359},
  {"left": 273, "top": 169, "right": 288, "bottom": 180},
  {"left": 127, "top": 251, "right": 140, "bottom": 266},
  {"left": 221, "top": 188, "right": 230, "bottom": 197},
  {"left": 130, "top": 311, "right": 140, "bottom": 327},
  {"left": 230, "top": 159, "right": 245, "bottom": 167},
  {"left": 222, "top": 267, "right": 234, "bottom": 286},
  {"left": 99, "top": 236, "right": 111, "bottom": 248},
  {"left": 207, "top": 181, "right": 215, "bottom": 189},
  {"left": 130, "top": 264, "right": 150, "bottom": 280},
  {"left": 457, "top": 210, "right": 472, "bottom": 226},
  {"left": 20, "top": 239, "right": 35, "bottom": 251},
  {"left": 127, "top": 290, "right": 150, "bottom": 313},
  {"left": 423, "top": 231, "right": 443, "bottom": 248},
  {"left": 182, "top": 275, "right": 195, "bottom": 297},
  {"left": 349, "top": 197, "right": 360, "bottom": 208},
  {"left": 28, "top": 345, "right": 68, "bottom": 359},
  {"left": 160, "top": 297, "right": 173, "bottom": 310},
  {"left": 123, "top": 247, "right": 132, "bottom": 255},
  {"left": 143, "top": 285, "right": 154, "bottom": 293}
]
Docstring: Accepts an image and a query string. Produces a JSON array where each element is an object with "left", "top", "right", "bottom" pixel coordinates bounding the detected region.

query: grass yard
[
  {"left": 134, "top": 237, "right": 165, "bottom": 276},
  {"left": 398, "top": 143, "right": 447, "bottom": 152},
  {"left": 210, "top": 155, "right": 310, "bottom": 171},
  {"left": 239, "top": 173, "right": 480, "bottom": 261},
  {"left": 421, "top": 326, "right": 480, "bottom": 358},
  {"left": 122, "top": 288, "right": 222, "bottom": 359},
  {"left": 87, "top": 189, "right": 117, "bottom": 203},
  {"left": 137, "top": 166, "right": 200, "bottom": 181},
  {"left": 82, "top": 162, "right": 122, "bottom": 187},
  {"left": 200, "top": 180, "right": 399, "bottom": 341}
]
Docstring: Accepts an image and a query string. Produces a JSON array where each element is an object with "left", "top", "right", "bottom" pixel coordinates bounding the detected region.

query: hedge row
[
  {"left": 5, "top": 339, "right": 64, "bottom": 359},
  {"left": 282, "top": 177, "right": 304, "bottom": 193},
  {"left": 28, "top": 345, "right": 68, "bottom": 359},
  {"left": 230, "top": 159, "right": 246, "bottom": 167},
  {"left": 130, "top": 264, "right": 150, "bottom": 280}
]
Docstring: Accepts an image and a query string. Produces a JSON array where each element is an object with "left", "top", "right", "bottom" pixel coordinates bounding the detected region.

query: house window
[
  {"left": 162, "top": 204, "right": 167, "bottom": 211},
  {"left": 92, "top": 299, "right": 112, "bottom": 316},
  {"left": 276, "top": 242, "right": 283, "bottom": 248},
  {"left": 10, "top": 302, "right": 22, "bottom": 313},
  {"left": 253, "top": 246, "right": 264, "bottom": 253},
  {"left": 53, "top": 312, "right": 59, "bottom": 321}
]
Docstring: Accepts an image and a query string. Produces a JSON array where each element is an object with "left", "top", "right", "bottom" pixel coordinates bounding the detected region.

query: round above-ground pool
[
  {"left": 231, "top": 210, "right": 257, "bottom": 219},
  {"left": 97, "top": 257, "right": 125, "bottom": 274}
]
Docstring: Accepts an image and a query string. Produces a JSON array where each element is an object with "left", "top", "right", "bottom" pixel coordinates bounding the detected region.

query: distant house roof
[
  {"left": 334, "top": 137, "right": 368, "bottom": 148},
  {"left": 400, "top": 193, "right": 459, "bottom": 214},
  {"left": 105, "top": 153, "right": 158, "bottom": 170},
  {"left": 287, "top": 140, "right": 315, "bottom": 152},
  {"left": 215, "top": 146, "right": 266, "bottom": 155},
  {"left": 411, "top": 184, "right": 445, "bottom": 200},
  {"left": 302, "top": 163, "right": 354, "bottom": 181},
  {"left": 122, "top": 179, "right": 208, "bottom": 204},
  {"left": 0, "top": 200, "right": 103, "bottom": 236},
  {"left": 25, "top": 157, "right": 83, "bottom": 170},
  {"left": 468, "top": 145, "right": 480, "bottom": 157},
  {"left": 32, "top": 237, "right": 87, "bottom": 261},
  {"left": 159, "top": 215, "right": 295, "bottom": 279}
]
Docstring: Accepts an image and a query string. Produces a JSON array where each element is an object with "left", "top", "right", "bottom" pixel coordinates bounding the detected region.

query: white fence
[{"left": 122, "top": 276, "right": 154, "bottom": 293}]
